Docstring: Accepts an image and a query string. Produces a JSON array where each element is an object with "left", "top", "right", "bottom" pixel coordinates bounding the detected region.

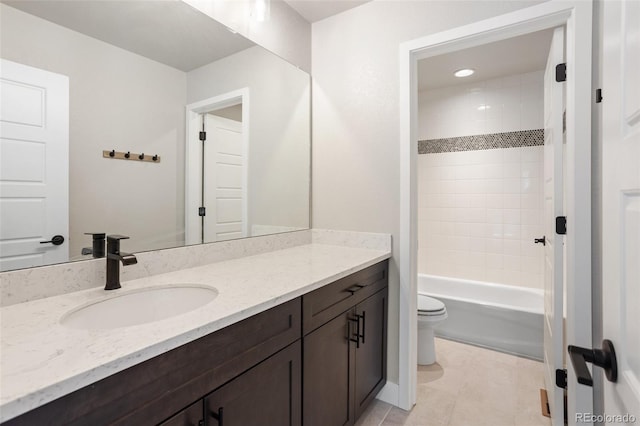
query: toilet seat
[{"left": 418, "top": 293, "right": 446, "bottom": 316}]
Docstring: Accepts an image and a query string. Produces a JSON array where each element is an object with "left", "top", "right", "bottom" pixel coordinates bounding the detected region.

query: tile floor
[{"left": 356, "top": 338, "right": 552, "bottom": 426}]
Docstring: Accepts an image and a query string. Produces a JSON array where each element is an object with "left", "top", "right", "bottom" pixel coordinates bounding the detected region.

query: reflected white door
[
  {"left": 203, "top": 114, "right": 246, "bottom": 243},
  {"left": 0, "top": 59, "right": 69, "bottom": 271},
  {"left": 601, "top": 0, "right": 640, "bottom": 420},
  {"left": 542, "top": 27, "right": 566, "bottom": 426}
]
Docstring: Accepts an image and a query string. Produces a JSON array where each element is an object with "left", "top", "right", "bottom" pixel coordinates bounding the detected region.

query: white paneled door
[
  {"left": 542, "top": 27, "right": 566, "bottom": 426},
  {"left": 601, "top": 0, "right": 640, "bottom": 420},
  {"left": 203, "top": 114, "right": 246, "bottom": 243},
  {"left": 0, "top": 59, "right": 69, "bottom": 271}
]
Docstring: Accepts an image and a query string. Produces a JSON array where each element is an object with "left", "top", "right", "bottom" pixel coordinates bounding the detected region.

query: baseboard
[{"left": 375, "top": 381, "right": 399, "bottom": 406}]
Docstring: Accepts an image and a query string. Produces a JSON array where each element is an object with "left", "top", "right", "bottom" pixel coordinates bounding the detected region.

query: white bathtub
[{"left": 418, "top": 274, "right": 544, "bottom": 360}]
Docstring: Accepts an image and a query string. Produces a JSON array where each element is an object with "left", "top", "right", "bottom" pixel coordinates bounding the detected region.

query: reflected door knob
[{"left": 40, "top": 235, "right": 65, "bottom": 245}]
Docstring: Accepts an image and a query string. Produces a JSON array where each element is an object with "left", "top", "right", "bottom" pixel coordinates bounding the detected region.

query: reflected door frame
[{"left": 185, "top": 88, "right": 250, "bottom": 246}]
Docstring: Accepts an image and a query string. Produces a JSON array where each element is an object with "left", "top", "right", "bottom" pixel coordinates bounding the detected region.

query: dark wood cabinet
[
  {"left": 302, "top": 261, "right": 388, "bottom": 426},
  {"left": 354, "top": 289, "right": 387, "bottom": 419},
  {"left": 204, "top": 341, "right": 301, "bottom": 426},
  {"left": 158, "top": 400, "right": 203, "bottom": 426},
  {"left": 303, "top": 311, "right": 355, "bottom": 426}
]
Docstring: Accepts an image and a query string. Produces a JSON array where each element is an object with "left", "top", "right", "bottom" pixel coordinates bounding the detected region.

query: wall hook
[{"left": 102, "top": 150, "right": 160, "bottom": 163}]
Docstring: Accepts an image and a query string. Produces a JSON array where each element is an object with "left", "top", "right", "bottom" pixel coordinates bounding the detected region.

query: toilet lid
[{"left": 417, "top": 294, "right": 445, "bottom": 313}]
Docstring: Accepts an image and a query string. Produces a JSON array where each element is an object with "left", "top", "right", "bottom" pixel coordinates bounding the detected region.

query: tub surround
[{"left": 0, "top": 230, "right": 391, "bottom": 422}]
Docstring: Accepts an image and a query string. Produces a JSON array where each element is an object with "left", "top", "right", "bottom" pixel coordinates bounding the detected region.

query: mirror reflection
[{"left": 0, "top": 1, "right": 311, "bottom": 272}]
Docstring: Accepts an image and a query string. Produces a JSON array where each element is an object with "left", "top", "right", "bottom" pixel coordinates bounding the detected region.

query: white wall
[
  {"left": 418, "top": 71, "right": 544, "bottom": 140},
  {"left": 311, "top": 0, "right": 546, "bottom": 387},
  {"left": 187, "top": 46, "right": 311, "bottom": 231},
  {"left": 1, "top": 4, "right": 187, "bottom": 258},
  {"left": 183, "top": 0, "right": 311, "bottom": 72}
]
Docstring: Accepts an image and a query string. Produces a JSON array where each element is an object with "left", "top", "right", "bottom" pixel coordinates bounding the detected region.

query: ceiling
[
  {"left": 418, "top": 29, "right": 554, "bottom": 91},
  {"left": 3, "top": 0, "right": 255, "bottom": 72},
  {"left": 283, "top": 0, "right": 371, "bottom": 23}
]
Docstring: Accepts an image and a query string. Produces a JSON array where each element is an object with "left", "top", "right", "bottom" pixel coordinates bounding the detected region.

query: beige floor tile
[
  {"left": 356, "top": 399, "right": 393, "bottom": 426},
  {"left": 418, "top": 362, "right": 467, "bottom": 397},
  {"left": 381, "top": 386, "right": 456, "bottom": 426},
  {"left": 377, "top": 339, "right": 547, "bottom": 426},
  {"left": 447, "top": 396, "right": 515, "bottom": 426}
]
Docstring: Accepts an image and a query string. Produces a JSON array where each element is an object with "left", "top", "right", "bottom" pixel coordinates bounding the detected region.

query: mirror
[{"left": 0, "top": 0, "right": 311, "bottom": 272}]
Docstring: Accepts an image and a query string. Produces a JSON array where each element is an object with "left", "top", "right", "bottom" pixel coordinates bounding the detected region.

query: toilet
[{"left": 417, "top": 292, "right": 448, "bottom": 365}]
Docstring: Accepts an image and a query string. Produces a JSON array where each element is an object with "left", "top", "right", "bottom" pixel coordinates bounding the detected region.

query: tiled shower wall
[{"left": 417, "top": 71, "right": 545, "bottom": 289}]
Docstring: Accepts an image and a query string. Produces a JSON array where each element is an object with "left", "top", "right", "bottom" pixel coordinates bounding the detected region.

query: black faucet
[{"left": 105, "top": 235, "right": 137, "bottom": 290}]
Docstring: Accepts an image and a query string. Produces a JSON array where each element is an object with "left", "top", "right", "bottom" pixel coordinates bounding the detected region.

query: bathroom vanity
[{"left": 0, "top": 240, "right": 390, "bottom": 426}]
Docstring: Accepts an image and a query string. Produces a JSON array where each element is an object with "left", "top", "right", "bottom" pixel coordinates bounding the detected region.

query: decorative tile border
[{"left": 418, "top": 129, "right": 544, "bottom": 154}]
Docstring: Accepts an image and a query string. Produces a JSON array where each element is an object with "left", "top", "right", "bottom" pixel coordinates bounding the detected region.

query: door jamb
[
  {"left": 397, "top": 2, "right": 593, "bottom": 423},
  {"left": 185, "top": 88, "right": 250, "bottom": 245}
]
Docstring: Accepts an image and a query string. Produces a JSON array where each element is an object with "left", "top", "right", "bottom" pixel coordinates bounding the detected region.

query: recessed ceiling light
[{"left": 454, "top": 68, "right": 475, "bottom": 78}]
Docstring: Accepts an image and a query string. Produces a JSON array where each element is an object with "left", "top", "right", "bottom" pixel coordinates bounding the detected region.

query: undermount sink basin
[{"left": 60, "top": 285, "right": 218, "bottom": 330}]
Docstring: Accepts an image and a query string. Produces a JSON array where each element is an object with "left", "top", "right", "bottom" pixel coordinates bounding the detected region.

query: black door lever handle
[
  {"left": 40, "top": 235, "right": 65, "bottom": 245},
  {"left": 568, "top": 339, "right": 617, "bottom": 386}
]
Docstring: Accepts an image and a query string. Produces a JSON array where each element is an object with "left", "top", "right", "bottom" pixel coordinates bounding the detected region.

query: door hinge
[
  {"left": 556, "top": 216, "right": 567, "bottom": 235},
  {"left": 555, "top": 63, "right": 567, "bottom": 82},
  {"left": 596, "top": 88, "right": 603, "bottom": 103},
  {"left": 198, "top": 207, "right": 206, "bottom": 217},
  {"left": 199, "top": 131, "right": 206, "bottom": 141},
  {"left": 556, "top": 368, "right": 568, "bottom": 389}
]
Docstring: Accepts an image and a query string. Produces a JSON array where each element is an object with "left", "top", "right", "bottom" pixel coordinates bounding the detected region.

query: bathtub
[{"left": 418, "top": 274, "right": 544, "bottom": 360}]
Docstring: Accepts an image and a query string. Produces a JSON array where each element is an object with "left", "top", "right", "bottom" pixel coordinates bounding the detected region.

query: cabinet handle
[
  {"left": 344, "top": 284, "right": 365, "bottom": 295},
  {"left": 210, "top": 407, "right": 223, "bottom": 426},
  {"left": 348, "top": 315, "right": 360, "bottom": 348},
  {"left": 360, "top": 311, "right": 366, "bottom": 344}
]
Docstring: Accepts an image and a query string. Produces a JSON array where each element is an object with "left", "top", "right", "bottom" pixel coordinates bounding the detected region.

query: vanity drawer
[
  {"left": 5, "top": 297, "right": 301, "bottom": 426},
  {"left": 302, "top": 260, "right": 388, "bottom": 335}
]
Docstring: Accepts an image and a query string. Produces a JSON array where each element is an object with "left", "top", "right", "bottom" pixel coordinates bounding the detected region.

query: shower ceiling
[{"left": 418, "top": 28, "right": 554, "bottom": 91}]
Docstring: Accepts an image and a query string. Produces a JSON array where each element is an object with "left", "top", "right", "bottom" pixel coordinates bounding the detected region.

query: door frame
[
  {"left": 185, "top": 88, "right": 250, "bottom": 245},
  {"left": 397, "top": 1, "right": 593, "bottom": 422}
]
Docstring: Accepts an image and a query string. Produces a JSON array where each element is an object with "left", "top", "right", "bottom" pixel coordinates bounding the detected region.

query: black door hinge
[
  {"left": 596, "top": 88, "right": 603, "bottom": 103},
  {"left": 199, "top": 131, "right": 207, "bottom": 141},
  {"left": 198, "top": 207, "right": 206, "bottom": 217},
  {"left": 555, "top": 63, "right": 567, "bottom": 82},
  {"left": 556, "top": 368, "right": 568, "bottom": 389},
  {"left": 556, "top": 216, "right": 567, "bottom": 235}
]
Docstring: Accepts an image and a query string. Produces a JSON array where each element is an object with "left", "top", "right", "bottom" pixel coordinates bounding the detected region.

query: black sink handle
[{"left": 568, "top": 339, "right": 617, "bottom": 387}]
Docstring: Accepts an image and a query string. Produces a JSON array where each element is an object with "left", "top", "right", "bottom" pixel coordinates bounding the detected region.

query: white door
[
  {"left": 601, "top": 0, "right": 640, "bottom": 420},
  {"left": 542, "top": 26, "right": 566, "bottom": 426},
  {"left": 0, "top": 59, "right": 69, "bottom": 271},
  {"left": 203, "top": 114, "right": 246, "bottom": 243}
]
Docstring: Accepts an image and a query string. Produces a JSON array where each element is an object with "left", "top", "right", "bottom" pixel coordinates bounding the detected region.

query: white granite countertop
[{"left": 0, "top": 243, "right": 390, "bottom": 422}]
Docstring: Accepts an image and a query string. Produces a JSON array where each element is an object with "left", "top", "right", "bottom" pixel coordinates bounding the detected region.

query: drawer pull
[
  {"left": 210, "top": 407, "right": 223, "bottom": 425},
  {"left": 360, "top": 311, "right": 366, "bottom": 344},
  {"left": 344, "top": 284, "right": 365, "bottom": 294},
  {"left": 348, "top": 315, "right": 361, "bottom": 348}
]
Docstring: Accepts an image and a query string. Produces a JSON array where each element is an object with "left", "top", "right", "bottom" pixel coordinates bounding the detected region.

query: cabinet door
[
  {"left": 303, "top": 310, "right": 356, "bottom": 426},
  {"left": 204, "top": 342, "right": 301, "bottom": 426},
  {"left": 158, "top": 400, "right": 203, "bottom": 426},
  {"left": 354, "top": 288, "right": 387, "bottom": 419}
]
